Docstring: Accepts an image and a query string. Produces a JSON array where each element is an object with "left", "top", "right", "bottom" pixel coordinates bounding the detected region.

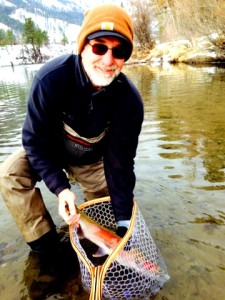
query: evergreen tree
[
  {"left": 22, "top": 18, "right": 36, "bottom": 45},
  {"left": 0, "top": 29, "right": 6, "bottom": 46},
  {"left": 22, "top": 18, "right": 49, "bottom": 63},
  {"left": 0, "top": 29, "right": 16, "bottom": 46},
  {"left": 61, "top": 33, "right": 68, "bottom": 46},
  {"left": 5, "top": 30, "right": 16, "bottom": 46}
]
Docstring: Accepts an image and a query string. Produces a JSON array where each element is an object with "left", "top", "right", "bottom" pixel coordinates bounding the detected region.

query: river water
[{"left": 0, "top": 62, "right": 225, "bottom": 299}]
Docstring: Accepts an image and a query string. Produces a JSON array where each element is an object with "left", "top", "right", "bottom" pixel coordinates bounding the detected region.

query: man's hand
[{"left": 58, "top": 188, "right": 80, "bottom": 226}]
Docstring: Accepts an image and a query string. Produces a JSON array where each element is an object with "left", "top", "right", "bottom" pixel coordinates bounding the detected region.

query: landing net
[{"left": 70, "top": 197, "right": 169, "bottom": 299}]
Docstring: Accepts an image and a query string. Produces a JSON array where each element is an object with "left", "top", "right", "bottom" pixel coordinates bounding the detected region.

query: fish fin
[{"left": 92, "top": 247, "right": 108, "bottom": 257}]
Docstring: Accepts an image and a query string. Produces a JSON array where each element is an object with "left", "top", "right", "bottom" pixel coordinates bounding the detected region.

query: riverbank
[
  {"left": 0, "top": 37, "right": 225, "bottom": 68},
  {"left": 131, "top": 37, "right": 225, "bottom": 64},
  {"left": 0, "top": 44, "right": 76, "bottom": 68}
]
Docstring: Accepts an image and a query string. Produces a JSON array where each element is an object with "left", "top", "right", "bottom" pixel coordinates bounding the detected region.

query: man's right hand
[{"left": 58, "top": 188, "right": 80, "bottom": 226}]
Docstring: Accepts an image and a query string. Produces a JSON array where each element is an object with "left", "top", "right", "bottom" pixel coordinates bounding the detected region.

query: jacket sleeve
[
  {"left": 103, "top": 79, "right": 144, "bottom": 222},
  {"left": 22, "top": 75, "right": 71, "bottom": 195}
]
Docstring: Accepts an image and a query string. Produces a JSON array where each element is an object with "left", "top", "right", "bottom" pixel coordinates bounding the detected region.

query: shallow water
[{"left": 0, "top": 62, "right": 225, "bottom": 299}]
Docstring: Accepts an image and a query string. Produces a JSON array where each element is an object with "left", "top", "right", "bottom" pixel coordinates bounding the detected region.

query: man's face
[{"left": 81, "top": 36, "right": 126, "bottom": 89}]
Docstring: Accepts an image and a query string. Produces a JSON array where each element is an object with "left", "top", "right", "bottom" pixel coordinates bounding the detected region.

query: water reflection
[
  {"left": 0, "top": 65, "right": 39, "bottom": 160},
  {"left": 20, "top": 242, "right": 82, "bottom": 299},
  {"left": 0, "top": 63, "right": 225, "bottom": 299},
  {"left": 125, "top": 64, "right": 225, "bottom": 191},
  {"left": 125, "top": 63, "right": 225, "bottom": 300}
]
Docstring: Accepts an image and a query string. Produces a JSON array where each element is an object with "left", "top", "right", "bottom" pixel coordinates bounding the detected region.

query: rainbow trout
[{"left": 75, "top": 206, "right": 159, "bottom": 273}]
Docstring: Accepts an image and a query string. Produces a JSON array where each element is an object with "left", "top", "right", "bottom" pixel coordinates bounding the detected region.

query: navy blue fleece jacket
[{"left": 22, "top": 54, "right": 144, "bottom": 221}]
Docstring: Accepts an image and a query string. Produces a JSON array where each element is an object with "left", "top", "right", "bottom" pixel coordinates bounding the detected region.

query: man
[{"left": 0, "top": 4, "right": 143, "bottom": 260}]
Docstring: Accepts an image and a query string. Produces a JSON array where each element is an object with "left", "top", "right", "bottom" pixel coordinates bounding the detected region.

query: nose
[{"left": 101, "top": 49, "right": 114, "bottom": 65}]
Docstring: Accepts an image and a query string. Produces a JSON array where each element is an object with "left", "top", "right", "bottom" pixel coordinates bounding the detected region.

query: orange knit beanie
[{"left": 77, "top": 3, "right": 134, "bottom": 61}]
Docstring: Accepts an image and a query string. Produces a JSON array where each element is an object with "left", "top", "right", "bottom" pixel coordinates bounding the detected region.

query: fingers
[
  {"left": 58, "top": 188, "right": 79, "bottom": 225},
  {"left": 68, "top": 213, "right": 80, "bottom": 227},
  {"left": 59, "top": 199, "right": 72, "bottom": 224},
  {"left": 67, "top": 199, "right": 76, "bottom": 216}
]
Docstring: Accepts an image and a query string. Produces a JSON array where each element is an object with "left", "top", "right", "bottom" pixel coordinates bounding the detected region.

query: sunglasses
[{"left": 88, "top": 42, "right": 129, "bottom": 59}]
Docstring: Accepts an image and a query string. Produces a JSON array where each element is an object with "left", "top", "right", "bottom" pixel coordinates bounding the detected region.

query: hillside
[{"left": 0, "top": 0, "right": 86, "bottom": 43}]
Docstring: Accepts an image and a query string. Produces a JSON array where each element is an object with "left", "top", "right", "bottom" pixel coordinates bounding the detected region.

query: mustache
[{"left": 98, "top": 64, "right": 118, "bottom": 71}]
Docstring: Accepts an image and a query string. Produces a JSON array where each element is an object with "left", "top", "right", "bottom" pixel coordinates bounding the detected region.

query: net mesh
[{"left": 70, "top": 198, "right": 169, "bottom": 299}]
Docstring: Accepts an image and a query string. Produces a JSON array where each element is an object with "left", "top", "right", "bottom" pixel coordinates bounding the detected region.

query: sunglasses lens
[
  {"left": 92, "top": 44, "right": 108, "bottom": 55},
  {"left": 112, "top": 47, "right": 127, "bottom": 59}
]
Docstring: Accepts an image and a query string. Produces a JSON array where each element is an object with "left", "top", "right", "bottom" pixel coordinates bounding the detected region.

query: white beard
[{"left": 84, "top": 63, "right": 120, "bottom": 88}]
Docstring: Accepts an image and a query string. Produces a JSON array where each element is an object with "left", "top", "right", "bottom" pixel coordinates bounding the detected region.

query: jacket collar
[{"left": 74, "top": 54, "right": 91, "bottom": 89}]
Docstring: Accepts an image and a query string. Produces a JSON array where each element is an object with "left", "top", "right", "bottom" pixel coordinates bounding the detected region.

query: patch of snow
[
  {"left": 26, "top": 0, "right": 124, "bottom": 11},
  {"left": 0, "top": 45, "right": 23, "bottom": 67},
  {"left": 208, "top": 33, "right": 220, "bottom": 40},
  {"left": 188, "top": 51, "right": 217, "bottom": 59},
  {"left": 75, "top": 0, "right": 123, "bottom": 10},
  {"left": 155, "top": 40, "right": 192, "bottom": 50},
  {"left": 33, "top": 0, "right": 80, "bottom": 12},
  {"left": 0, "top": 0, "right": 16, "bottom": 7},
  {"left": 0, "top": 23, "right": 10, "bottom": 31}
]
